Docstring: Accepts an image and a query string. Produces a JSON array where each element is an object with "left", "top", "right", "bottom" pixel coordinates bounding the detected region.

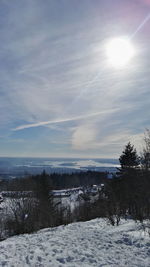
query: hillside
[{"left": 0, "top": 219, "right": 149, "bottom": 266}]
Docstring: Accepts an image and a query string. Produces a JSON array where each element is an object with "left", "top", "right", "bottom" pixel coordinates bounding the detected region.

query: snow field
[{"left": 0, "top": 218, "right": 149, "bottom": 267}]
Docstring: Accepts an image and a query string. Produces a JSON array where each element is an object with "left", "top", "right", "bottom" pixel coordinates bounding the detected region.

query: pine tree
[
  {"left": 119, "top": 142, "right": 139, "bottom": 169},
  {"left": 117, "top": 142, "right": 140, "bottom": 218}
]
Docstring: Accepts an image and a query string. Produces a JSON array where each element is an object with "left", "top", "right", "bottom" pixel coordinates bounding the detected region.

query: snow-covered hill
[{"left": 0, "top": 219, "right": 149, "bottom": 266}]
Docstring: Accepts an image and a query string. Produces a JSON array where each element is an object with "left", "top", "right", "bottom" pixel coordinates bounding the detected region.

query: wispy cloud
[
  {"left": 13, "top": 108, "right": 119, "bottom": 131},
  {"left": 0, "top": 0, "right": 149, "bottom": 157}
]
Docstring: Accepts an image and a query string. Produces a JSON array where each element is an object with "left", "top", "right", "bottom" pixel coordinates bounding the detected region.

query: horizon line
[{"left": 0, "top": 155, "right": 119, "bottom": 160}]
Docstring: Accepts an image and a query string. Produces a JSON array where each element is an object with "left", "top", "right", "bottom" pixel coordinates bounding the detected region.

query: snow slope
[{"left": 0, "top": 219, "right": 149, "bottom": 267}]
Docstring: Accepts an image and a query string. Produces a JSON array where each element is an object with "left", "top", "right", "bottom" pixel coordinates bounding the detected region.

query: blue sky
[{"left": 0, "top": 0, "right": 150, "bottom": 158}]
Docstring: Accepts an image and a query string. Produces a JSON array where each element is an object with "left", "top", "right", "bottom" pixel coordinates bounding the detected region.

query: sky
[{"left": 0, "top": 0, "right": 150, "bottom": 158}]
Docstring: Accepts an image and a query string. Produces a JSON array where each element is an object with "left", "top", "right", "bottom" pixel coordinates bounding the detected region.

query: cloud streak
[
  {"left": 131, "top": 12, "right": 150, "bottom": 38},
  {"left": 0, "top": 0, "right": 149, "bottom": 157},
  {"left": 13, "top": 108, "right": 119, "bottom": 131}
]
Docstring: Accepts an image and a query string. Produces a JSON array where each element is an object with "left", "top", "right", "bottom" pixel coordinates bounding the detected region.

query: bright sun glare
[{"left": 106, "top": 37, "right": 135, "bottom": 68}]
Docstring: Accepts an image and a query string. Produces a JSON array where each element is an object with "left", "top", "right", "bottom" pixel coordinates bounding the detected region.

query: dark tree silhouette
[
  {"left": 119, "top": 142, "right": 140, "bottom": 169},
  {"left": 141, "top": 129, "right": 150, "bottom": 170}
]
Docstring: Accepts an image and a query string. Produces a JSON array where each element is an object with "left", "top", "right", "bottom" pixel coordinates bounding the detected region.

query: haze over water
[{"left": 0, "top": 157, "right": 119, "bottom": 179}]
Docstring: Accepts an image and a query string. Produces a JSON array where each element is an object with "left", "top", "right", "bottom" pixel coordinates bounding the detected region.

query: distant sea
[{"left": 0, "top": 157, "right": 120, "bottom": 179}]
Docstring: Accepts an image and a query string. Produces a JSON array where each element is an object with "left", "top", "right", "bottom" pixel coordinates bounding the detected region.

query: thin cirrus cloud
[
  {"left": 13, "top": 108, "right": 119, "bottom": 131},
  {"left": 0, "top": 0, "right": 149, "bottom": 157}
]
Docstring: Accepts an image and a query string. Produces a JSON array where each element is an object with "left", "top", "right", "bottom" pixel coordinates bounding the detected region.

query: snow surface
[{"left": 0, "top": 219, "right": 149, "bottom": 267}]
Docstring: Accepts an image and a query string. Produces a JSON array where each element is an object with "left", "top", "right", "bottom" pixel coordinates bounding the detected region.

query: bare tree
[
  {"left": 5, "top": 197, "right": 38, "bottom": 236},
  {"left": 141, "top": 129, "right": 150, "bottom": 170}
]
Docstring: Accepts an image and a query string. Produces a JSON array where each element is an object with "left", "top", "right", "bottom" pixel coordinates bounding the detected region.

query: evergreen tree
[
  {"left": 117, "top": 143, "right": 141, "bottom": 219},
  {"left": 119, "top": 142, "right": 139, "bottom": 169}
]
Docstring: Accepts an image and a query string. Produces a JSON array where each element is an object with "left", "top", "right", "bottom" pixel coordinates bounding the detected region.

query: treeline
[
  {"left": 1, "top": 170, "right": 107, "bottom": 192},
  {"left": 106, "top": 130, "right": 150, "bottom": 224},
  {"left": 75, "top": 130, "right": 150, "bottom": 226},
  {"left": 0, "top": 130, "right": 150, "bottom": 239},
  {"left": 105, "top": 140, "right": 150, "bottom": 225},
  {"left": 0, "top": 170, "right": 107, "bottom": 239},
  {"left": 0, "top": 174, "right": 67, "bottom": 239}
]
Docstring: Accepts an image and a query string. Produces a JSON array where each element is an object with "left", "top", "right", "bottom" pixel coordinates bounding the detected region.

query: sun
[{"left": 106, "top": 37, "right": 135, "bottom": 68}]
